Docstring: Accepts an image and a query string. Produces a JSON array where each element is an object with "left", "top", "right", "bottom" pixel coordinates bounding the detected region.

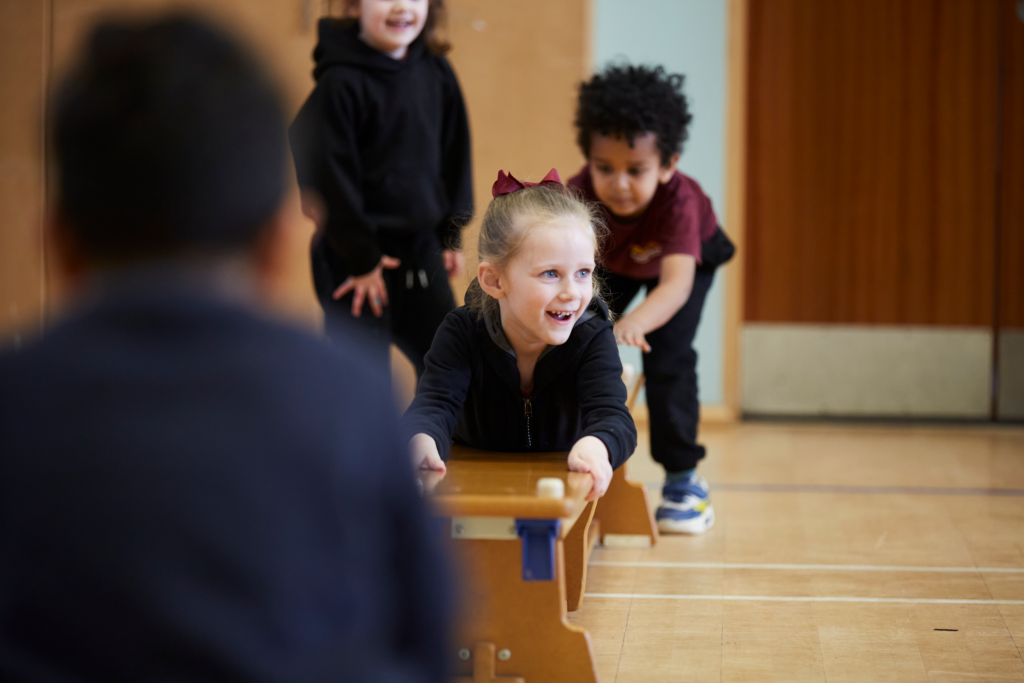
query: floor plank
[{"left": 567, "top": 422, "right": 1024, "bottom": 682}]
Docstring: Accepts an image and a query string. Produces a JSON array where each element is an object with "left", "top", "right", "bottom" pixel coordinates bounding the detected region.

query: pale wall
[{"left": 593, "top": 0, "right": 729, "bottom": 406}]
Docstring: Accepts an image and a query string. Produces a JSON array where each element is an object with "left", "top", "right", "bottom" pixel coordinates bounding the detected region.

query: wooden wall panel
[
  {"left": 745, "top": 0, "right": 999, "bottom": 326},
  {"left": 49, "top": 1, "right": 319, "bottom": 114},
  {"left": 5, "top": 0, "right": 589, "bottom": 342},
  {"left": 0, "top": 1, "right": 48, "bottom": 346},
  {"left": 445, "top": 0, "right": 589, "bottom": 299},
  {"left": 47, "top": 0, "right": 322, "bottom": 326},
  {"left": 1000, "top": 0, "right": 1024, "bottom": 329}
]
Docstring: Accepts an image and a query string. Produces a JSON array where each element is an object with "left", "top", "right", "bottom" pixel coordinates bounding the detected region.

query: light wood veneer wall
[{"left": 0, "top": 0, "right": 592, "bottom": 350}]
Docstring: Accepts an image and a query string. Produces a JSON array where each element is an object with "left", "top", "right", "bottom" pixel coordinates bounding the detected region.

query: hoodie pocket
[{"left": 366, "top": 166, "right": 447, "bottom": 231}]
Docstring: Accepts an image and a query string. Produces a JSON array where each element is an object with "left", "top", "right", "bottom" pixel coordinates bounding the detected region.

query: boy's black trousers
[
  {"left": 311, "top": 229, "right": 455, "bottom": 378},
  {"left": 602, "top": 266, "right": 716, "bottom": 474}
]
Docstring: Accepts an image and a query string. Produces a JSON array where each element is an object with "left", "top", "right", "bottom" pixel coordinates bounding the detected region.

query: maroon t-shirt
[{"left": 569, "top": 165, "right": 718, "bottom": 280}]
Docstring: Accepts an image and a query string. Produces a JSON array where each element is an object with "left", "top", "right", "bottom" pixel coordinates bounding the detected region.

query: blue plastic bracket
[{"left": 515, "top": 518, "right": 561, "bottom": 581}]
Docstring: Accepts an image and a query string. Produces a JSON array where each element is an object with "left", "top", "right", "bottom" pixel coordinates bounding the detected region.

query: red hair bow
[{"left": 491, "top": 168, "right": 563, "bottom": 198}]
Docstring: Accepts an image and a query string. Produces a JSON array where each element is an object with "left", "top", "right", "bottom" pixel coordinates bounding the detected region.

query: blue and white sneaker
[{"left": 656, "top": 473, "right": 715, "bottom": 534}]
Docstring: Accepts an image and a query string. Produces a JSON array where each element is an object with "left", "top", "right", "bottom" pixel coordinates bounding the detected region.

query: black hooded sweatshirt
[
  {"left": 403, "top": 284, "right": 637, "bottom": 469},
  {"left": 289, "top": 20, "right": 473, "bottom": 276}
]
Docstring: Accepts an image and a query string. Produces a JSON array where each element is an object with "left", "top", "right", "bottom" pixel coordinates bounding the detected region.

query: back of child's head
[
  {"left": 575, "top": 64, "right": 692, "bottom": 166},
  {"left": 334, "top": 0, "right": 451, "bottom": 55},
  {"left": 470, "top": 172, "right": 607, "bottom": 319},
  {"left": 53, "top": 13, "right": 287, "bottom": 264}
]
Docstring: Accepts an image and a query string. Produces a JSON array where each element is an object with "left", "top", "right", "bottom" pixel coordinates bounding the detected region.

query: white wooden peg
[{"left": 536, "top": 477, "right": 565, "bottom": 499}]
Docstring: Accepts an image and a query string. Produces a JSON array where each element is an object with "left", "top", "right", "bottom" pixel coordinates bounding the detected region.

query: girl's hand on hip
[
  {"left": 443, "top": 249, "right": 464, "bottom": 279},
  {"left": 333, "top": 255, "right": 401, "bottom": 317},
  {"left": 567, "top": 435, "right": 613, "bottom": 501},
  {"left": 409, "top": 433, "right": 447, "bottom": 472},
  {"left": 614, "top": 318, "right": 652, "bottom": 353}
]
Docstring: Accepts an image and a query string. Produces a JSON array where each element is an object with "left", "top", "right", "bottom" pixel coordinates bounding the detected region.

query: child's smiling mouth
[
  {"left": 386, "top": 18, "right": 414, "bottom": 29},
  {"left": 546, "top": 310, "right": 575, "bottom": 323}
]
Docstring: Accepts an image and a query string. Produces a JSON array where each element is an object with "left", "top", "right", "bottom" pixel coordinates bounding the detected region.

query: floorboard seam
[
  {"left": 643, "top": 482, "right": 1024, "bottom": 497},
  {"left": 589, "top": 561, "right": 1024, "bottom": 573},
  {"left": 611, "top": 565, "right": 638, "bottom": 683},
  {"left": 999, "top": 606, "right": 1024, "bottom": 667},
  {"left": 584, "top": 594, "right": 1024, "bottom": 605}
]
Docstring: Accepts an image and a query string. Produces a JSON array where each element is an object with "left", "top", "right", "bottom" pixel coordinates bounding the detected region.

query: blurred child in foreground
[{"left": 0, "top": 15, "right": 448, "bottom": 682}]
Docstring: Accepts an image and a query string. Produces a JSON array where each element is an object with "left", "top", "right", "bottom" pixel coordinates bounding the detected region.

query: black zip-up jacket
[
  {"left": 289, "top": 20, "right": 473, "bottom": 275},
  {"left": 403, "top": 288, "right": 637, "bottom": 469}
]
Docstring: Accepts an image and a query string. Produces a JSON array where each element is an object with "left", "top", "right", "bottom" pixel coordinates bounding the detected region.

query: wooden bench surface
[
  {"left": 424, "top": 445, "right": 592, "bottom": 532},
  {"left": 419, "top": 445, "right": 656, "bottom": 681}
]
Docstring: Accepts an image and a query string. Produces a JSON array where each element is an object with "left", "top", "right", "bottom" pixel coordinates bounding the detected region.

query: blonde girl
[{"left": 403, "top": 170, "right": 636, "bottom": 500}]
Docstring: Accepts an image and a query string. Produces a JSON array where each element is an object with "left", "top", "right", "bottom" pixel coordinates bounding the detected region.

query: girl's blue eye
[
  {"left": 576, "top": 269, "right": 592, "bottom": 278},
  {"left": 542, "top": 270, "right": 558, "bottom": 278}
]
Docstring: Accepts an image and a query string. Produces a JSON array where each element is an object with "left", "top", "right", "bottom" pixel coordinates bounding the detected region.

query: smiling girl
[
  {"left": 289, "top": 0, "right": 472, "bottom": 376},
  {"left": 403, "top": 170, "right": 637, "bottom": 501}
]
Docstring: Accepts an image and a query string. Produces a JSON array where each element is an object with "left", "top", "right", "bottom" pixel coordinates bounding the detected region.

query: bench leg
[
  {"left": 451, "top": 536, "right": 599, "bottom": 682},
  {"left": 592, "top": 461, "right": 659, "bottom": 546},
  {"left": 563, "top": 500, "right": 596, "bottom": 612}
]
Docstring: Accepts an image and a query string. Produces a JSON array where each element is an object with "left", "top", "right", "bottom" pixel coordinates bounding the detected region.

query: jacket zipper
[{"left": 523, "top": 397, "right": 532, "bottom": 449}]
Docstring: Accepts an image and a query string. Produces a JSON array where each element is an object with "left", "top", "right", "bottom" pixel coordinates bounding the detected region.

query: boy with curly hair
[{"left": 569, "top": 64, "right": 735, "bottom": 534}]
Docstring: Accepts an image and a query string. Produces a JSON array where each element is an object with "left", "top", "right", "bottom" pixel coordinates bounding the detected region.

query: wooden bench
[
  {"left": 595, "top": 369, "right": 660, "bottom": 549},
  {"left": 592, "top": 459, "right": 659, "bottom": 550},
  {"left": 423, "top": 445, "right": 657, "bottom": 682}
]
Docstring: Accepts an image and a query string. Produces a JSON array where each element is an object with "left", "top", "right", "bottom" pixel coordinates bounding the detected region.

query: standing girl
[
  {"left": 289, "top": 0, "right": 473, "bottom": 374},
  {"left": 404, "top": 170, "right": 636, "bottom": 501}
]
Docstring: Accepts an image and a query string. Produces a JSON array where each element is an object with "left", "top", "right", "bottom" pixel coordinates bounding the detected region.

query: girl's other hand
[
  {"left": 409, "top": 433, "right": 447, "bottom": 472},
  {"left": 333, "top": 255, "right": 401, "bottom": 317},
  {"left": 614, "top": 318, "right": 652, "bottom": 353},
  {"left": 443, "top": 249, "right": 464, "bottom": 279},
  {"left": 567, "top": 435, "right": 613, "bottom": 501}
]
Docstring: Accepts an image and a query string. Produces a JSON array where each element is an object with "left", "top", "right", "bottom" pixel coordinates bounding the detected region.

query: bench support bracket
[{"left": 514, "top": 518, "right": 560, "bottom": 581}]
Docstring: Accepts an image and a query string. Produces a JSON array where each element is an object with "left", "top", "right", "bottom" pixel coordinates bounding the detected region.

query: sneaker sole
[{"left": 657, "top": 505, "right": 715, "bottom": 535}]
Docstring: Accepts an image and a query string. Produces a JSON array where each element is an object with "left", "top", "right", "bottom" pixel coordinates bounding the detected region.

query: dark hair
[
  {"left": 53, "top": 14, "right": 287, "bottom": 262},
  {"left": 336, "top": 0, "right": 450, "bottom": 55},
  {"left": 575, "top": 64, "right": 692, "bottom": 167}
]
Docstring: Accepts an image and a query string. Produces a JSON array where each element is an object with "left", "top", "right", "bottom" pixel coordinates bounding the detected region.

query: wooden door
[
  {"left": 997, "top": 0, "right": 1024, "bottom": 420},
  {"left": 745, "top": 0, "right": 1000, "bottom": 326},
  {"left": 741, "top": 0, "right": 1014, "bottom": 419}
]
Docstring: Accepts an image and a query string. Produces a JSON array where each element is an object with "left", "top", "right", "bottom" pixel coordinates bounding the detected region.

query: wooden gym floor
[{"left": 568, "top": 421, "right": 1024, "bottom": 682}]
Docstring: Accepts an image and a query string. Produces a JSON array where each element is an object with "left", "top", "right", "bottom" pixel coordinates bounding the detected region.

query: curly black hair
[{"left": 575, "top": 64, "right": 692, "bottom": 166}]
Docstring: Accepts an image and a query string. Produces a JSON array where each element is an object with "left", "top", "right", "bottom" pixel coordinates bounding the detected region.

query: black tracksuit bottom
[
  {"left": 602, "top": 265, "right": 715, "bottom": 474},
  {"left": 311, "top": 229, "right": 456, "bottom": 378}
]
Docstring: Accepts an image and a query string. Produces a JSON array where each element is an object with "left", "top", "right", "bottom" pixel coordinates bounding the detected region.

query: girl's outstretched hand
[
  {"left": 442, "top": 249, "right": 464, "bottom": 279},
  {"left": 614, "top": 318, "right": 651, "bottom": 353},
  {"left": 409, "top": 433, "right": 447, "bottom": 472},
  {"left": 333, "top": 255, "right": 401, "bottom": 318},
  {"left": 567, "top": 435, "right": 613, "bottom": 501}
]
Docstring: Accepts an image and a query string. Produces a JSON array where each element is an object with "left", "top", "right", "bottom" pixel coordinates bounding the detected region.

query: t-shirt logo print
[{"left": 629, "top": 242, "right": 663, "bottom": 264}]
